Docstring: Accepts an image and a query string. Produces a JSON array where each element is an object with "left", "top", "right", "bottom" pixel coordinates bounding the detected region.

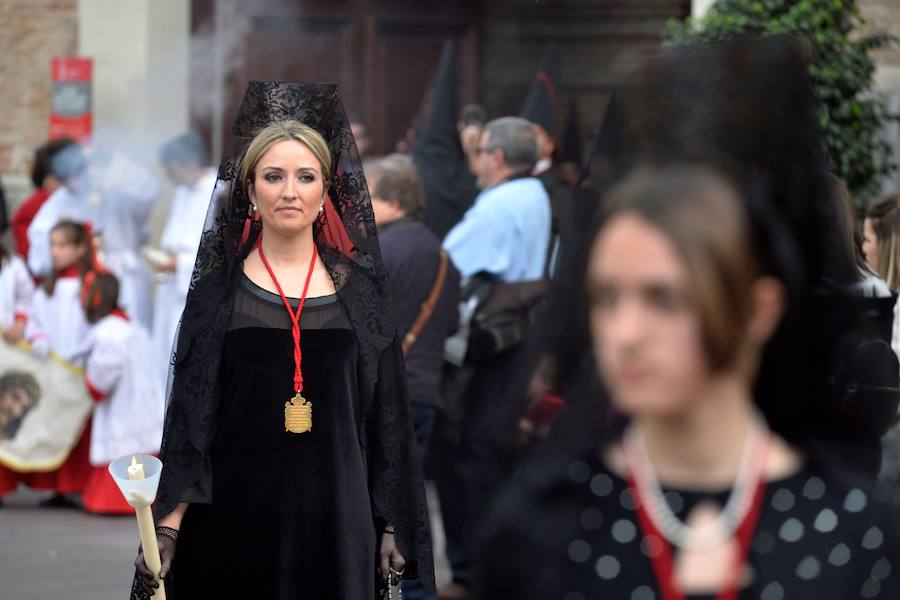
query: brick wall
[{"left": 0, "top": 0, "right": 78, "bottom": 187}]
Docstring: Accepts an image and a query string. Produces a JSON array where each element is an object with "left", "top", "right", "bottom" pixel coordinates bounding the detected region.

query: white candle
[{"left": 127, "top": 455, "right": 145, "bottom": 480}]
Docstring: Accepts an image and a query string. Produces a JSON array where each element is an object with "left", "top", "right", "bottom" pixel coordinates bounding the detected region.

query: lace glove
[{"left": 134, "top": 527, "right": 177, "bottom": 596}]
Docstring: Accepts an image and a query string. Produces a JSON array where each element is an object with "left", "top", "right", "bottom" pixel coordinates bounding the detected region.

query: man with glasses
[
  {"left": 443, "top": 117, "right": 551, "bottom": 282},
  {"left": 434, "top": 116, "right": 550, "bottom": 600}
]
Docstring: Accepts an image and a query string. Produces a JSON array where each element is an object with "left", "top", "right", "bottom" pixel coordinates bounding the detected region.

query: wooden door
[{"left": 191, "top": 0, "right": 480, "bottom": 157}]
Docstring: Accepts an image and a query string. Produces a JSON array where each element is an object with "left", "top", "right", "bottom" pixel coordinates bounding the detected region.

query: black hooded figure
[
  {"left": 476, "top": 37, "right": 900, "bottom": 600},
  {"left": 130, "top": 82, "right": 434, "bottom": 599},
  {"left": 0, "top": 174, "right": 8, "bottom": 234},
  {"left": 413, "top": 40, "right": 479, "bottom": 240},
  {"left": 520, "top": 44, "right": 578, "bottom": 277},
  {"left": 557, "top": 97, "right": 585, "bottom": 188}
]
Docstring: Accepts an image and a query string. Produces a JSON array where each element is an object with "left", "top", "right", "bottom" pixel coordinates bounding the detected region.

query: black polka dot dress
[{"left": 477, "top": 451, "right": 900, "bottom": 600}]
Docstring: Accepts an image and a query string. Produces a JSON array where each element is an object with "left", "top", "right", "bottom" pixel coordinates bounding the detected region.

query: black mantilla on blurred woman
[
  {"left": 131, "top": 82, "right": 433, "bottom": 599},
  {"left": 476, "top": 37, "right": 900, "bottom": 600}
]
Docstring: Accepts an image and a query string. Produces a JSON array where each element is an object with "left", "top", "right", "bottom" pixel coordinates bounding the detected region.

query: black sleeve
[
  {"left": 366, "top": 337, "right": 436, "bottom": 589},
  {"left": 474, "top": 481, "right": 576, "bottom": 600},
  {"left": 0, "top": 174, "right": 8, "bottom": 234}
]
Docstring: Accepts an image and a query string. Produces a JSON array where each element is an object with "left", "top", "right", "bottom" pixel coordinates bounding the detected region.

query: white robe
[
  {"left": 25, "top": 276, "right": 92, "bottom": 367},
  {"left": 0, "top": 255, "right": 35, "bottom": 330},
  {"left": 26, "top": 152, "right": 160, "bottom": 327},
  {"left": 151, "top": 169, "right": 217, "bottom": 381},
  {"left": 85, "top": 314, "right": 164, "bottom": 466}
]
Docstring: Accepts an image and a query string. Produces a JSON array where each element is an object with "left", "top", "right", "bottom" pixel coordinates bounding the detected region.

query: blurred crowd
[{"left": 2, "top": 36, "right": 900, "bottom": 600}]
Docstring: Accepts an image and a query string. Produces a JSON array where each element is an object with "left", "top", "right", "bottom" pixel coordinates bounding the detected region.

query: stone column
[
  {"left": 78, "top": 0, "right": 190, "bottom": 240},
  {"left": 692, "top": 0, "right": 716, "bottom": 19},
  {"left": 859, "top": 0, "right": 900, "bottom": 197}
]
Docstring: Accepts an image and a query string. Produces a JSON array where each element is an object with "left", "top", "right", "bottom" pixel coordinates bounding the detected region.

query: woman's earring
[
  {"left": 251, "top": 202, "right": 258, "bottom": 212},
  {"left": 318, "top": 202, "right": 324, "bottom": 213}
]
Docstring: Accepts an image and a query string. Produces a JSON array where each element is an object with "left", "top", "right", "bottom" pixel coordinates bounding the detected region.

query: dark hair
[
  {"left": 42, "top": 221, "right": 92, "bottom": 296},
  {"left": 459, "top": 103, "right": 487, "bottom": 127},
  {"left": 159, "top": 132, "right": 208, "bottom": 166},
  {"left": 31, "top": 138, "right": 76, "bottom": 189},
  {"left": 0, "top": 372, "right": 40, "bottom": 407},
  {"left": 364, "top": 154, "right": 425, "bottom": 219},
  {"left": 0, "top": 371, "right": 40, "bottom": 440},
  {"left": 828, "top": 173, "right": 869, "bottom": 277},
  {"left": 81, "top": 271, "right": 120, "bottom": 324},
  {"left": 591, "top": 164, "right": 761, "bottom": 370}
]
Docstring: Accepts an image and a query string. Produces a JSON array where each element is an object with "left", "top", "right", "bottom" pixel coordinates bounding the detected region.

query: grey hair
[
  {"left": 363, "top": 154, "right": 425, "bottom": 219},
  {"left": 483, "top": 116, "right": 538, "bottom": 172}
]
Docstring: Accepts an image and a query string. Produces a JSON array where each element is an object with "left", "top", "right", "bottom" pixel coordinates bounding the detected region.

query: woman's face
[
  {"left": 249, "top": 139, "right": 326, "bottom": 237},
  {"left": 863, "top": 218, "right": 880, "bottom": 272},
  {"left": 49, "top": 230, "right": 87, "bottom": 272},
  {"left": 587, "top": 214, "right": 711, "bottom": 418}
]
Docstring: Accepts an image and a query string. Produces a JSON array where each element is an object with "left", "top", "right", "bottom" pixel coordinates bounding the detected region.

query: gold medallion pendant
[{"left": 284, "top": 392, "right": 312, "bottom": 434}]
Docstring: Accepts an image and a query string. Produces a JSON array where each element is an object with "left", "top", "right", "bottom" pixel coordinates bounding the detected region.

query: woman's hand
[
  {"left": 134, "top": 534, "right": 176, "bottom": 596},
  {"left": 379, "top": 532, "right": 407, "bottom": 583}
]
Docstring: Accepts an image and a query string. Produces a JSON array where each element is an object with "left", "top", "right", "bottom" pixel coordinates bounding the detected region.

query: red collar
[
  {"left": 109, "top": 308, "right": 130, "bottom": 322},
  {"left": 58, "top": 265, "right": 82, "bottom": 278}
]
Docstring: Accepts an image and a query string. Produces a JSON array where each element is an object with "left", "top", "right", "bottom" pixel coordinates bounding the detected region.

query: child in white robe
[
  {"left": 26, "top": 221, "right": 94, "bottom": 365},
  {"left": 27, "top": 144, "right": 159, "bottom": 326},
  {"left": 22, "top": 221, "right": 95, "bottom": 504},
  {"left": 0, "top": 245, "right": 34, "bottom": 344},
  {"left": 80, "top": 272, "right": 164, "bottom": 514},
  {"left": 0, "top": 244, "right": 36, "bottom": 499},
  {"left": 153, "top": 133, "right": 217, "bottom": 383}
]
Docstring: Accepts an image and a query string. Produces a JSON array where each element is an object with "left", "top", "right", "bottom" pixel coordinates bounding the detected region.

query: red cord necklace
[
  {"left": 258, "top": 237, "right": 318, "bottom": 434},
  {"left": 623, "top": 431, "right": 770, "bottom": 600}
]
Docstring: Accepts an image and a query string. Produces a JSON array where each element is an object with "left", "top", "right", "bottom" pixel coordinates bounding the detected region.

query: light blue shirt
[{"left": 443, "top": 177, "right": 551, "bottom": 282}]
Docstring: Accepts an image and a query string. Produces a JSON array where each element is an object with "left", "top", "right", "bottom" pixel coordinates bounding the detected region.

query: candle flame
[{"left": 131, "top": 455, "right": 137, "bottom": 467}]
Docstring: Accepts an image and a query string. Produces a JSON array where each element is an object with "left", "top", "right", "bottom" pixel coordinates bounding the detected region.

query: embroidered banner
[{"left": 0, "top": 342, "right": 91, "bottom": 472}]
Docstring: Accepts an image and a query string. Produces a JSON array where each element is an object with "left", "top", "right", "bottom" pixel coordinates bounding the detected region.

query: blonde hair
[
  {"left": 239, "top": 120, "right": 333, "bottom": 198},
  {"left": 867, "top": 193, "right": 900, "bottom": 290}
]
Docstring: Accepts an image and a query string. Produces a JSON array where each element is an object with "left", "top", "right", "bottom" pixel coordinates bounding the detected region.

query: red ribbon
[
  {"left": 258, "top": 238, "right": 318, "bottom": 394},
  {"left": 624, "top": 439, "right": 769, "bottom": 600}
]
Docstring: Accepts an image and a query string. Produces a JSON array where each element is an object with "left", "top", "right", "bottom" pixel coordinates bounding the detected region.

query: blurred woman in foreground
[
  {"left": 477, "top": 35, "right": 900, "bottom": 599},
  {"left": 478, "top": 164, "right": 899, "bottom": 600}
]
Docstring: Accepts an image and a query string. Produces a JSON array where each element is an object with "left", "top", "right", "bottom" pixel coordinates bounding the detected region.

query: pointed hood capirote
[
  {"left": 412, "top": 40, "right": 479, "bottom": 239},
  {"left": 543, "top": 35, "right": 877, "bottom": 460},
  {"left": 559, "top": 97, "right": 584, "bottom": 168},
  {"left": 149, "top": 81, "right": 434, "bottom": 592},
  {"left": 520, "top": 44, "right": 561, "bottom": 136}
]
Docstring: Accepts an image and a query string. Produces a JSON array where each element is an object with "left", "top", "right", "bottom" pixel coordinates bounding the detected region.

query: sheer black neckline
[{"left": 240, "top": 270, "right": 337, "bottom": 308}]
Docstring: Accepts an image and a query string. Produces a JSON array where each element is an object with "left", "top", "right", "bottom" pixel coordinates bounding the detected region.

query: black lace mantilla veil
[{"left": 150, "top": 81, "right": 433, "bottom": 588}]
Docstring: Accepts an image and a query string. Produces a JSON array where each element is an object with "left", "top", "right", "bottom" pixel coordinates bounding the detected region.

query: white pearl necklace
[{"left": 623, "top": 418, "right": 770, "bottom": 550}]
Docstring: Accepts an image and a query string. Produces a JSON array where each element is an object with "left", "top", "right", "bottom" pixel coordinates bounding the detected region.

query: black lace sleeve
[{"left": 366, "top": 336, "right": 435, "bottom": 590}]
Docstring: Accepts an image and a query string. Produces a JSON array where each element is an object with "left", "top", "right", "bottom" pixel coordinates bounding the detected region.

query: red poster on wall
[{"left": 48, "top": 57, "right": 92, "bottom": 141}]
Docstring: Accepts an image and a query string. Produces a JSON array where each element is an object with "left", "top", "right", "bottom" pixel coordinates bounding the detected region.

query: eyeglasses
[{"left": 475, "top": 146, "right": 495, "bottom": 156}]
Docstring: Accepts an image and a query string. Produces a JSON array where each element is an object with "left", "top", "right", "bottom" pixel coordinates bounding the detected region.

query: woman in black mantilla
[
  {"left": 476, "top": 38, "right": 900, "bottom": 600},
  {"left": 132, "top": 82, "right": 434, "bottom": 599}
]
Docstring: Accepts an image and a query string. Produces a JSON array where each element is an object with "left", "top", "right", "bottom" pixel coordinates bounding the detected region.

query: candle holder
[{"left": 109, "top": 454, "right": 166, "bottom": 600}]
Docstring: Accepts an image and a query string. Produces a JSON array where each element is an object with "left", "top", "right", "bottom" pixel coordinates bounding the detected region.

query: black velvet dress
[{"left": 171, "top": 274, "right": 379, "bottom": 599}]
